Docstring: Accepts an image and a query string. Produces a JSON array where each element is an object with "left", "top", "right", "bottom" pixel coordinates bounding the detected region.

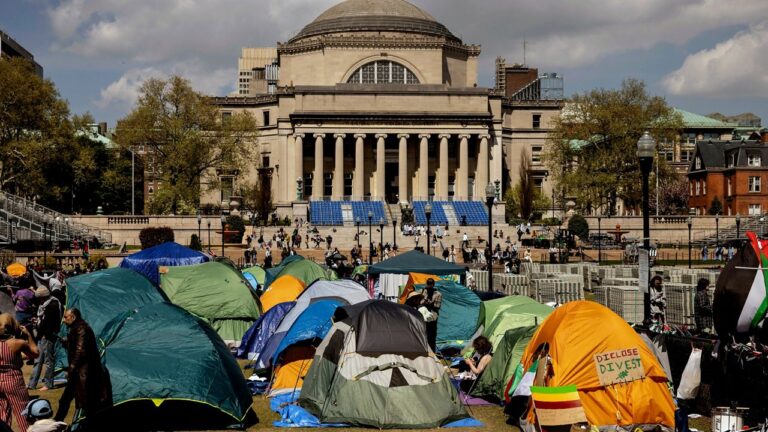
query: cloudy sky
[{"left": 4, "top": 0, "right": 768, "bottom": 127}]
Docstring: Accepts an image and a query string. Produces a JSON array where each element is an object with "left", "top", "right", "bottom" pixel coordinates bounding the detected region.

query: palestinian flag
[
  {"left": 505, "top": 360, "right": 538, "bottom": 403},
  {"left": 714, "top": 231, "right": 768, "bottom": 335},
  {"left": 530, "top": 385, "right": 587, "bottom": 427}
]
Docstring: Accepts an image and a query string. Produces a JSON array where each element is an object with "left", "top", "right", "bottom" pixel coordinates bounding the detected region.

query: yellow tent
[
  {"left": 270, "top": 346, "right": 314, "bottom": 396},
  {"left": 6, "top": 263, "right": 26, "bottom": 278},
  {"left": 397, "top": 272, "right": 438, "bottom": 304},
  {"left": 260, "top": 275, "right": 306, "bottom": 313},
  {"left": 519, "top": 301, "right": 674, "bottom": 428}
]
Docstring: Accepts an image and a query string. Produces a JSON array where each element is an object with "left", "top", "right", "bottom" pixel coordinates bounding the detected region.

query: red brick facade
[{"left": 689, "top": 169, "right": 768, "bottom": 216}]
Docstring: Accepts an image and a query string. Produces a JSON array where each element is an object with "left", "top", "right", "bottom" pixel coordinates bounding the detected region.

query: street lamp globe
[
  {"left": 485, "top": 183, "right": 496, "bottom": 204},
  {"left": 636, "top": 131, "right": 657, "bottom": 158},
  {"left": 424, "top": 203, "right": 432, "bottom": 218}
]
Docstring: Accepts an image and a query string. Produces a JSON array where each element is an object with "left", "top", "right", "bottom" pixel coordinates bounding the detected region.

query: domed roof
[{"left": 290, "top": 0, "right": 459, "bottom": 43}]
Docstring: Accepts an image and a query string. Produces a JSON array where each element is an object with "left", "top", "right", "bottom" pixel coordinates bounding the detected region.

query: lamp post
[
  {"left": 425, "top": 203, "right": 432, "bottom": 256},
  {"left": 378, "top": 218, "right": 384, "bottom": 262},
  {"left": 355, "top": 217, "right": 361, "bottom": 248},
  {"left": 597, "top": 216, "right": 602, "bottom": 266},
  {"left": 736, "top": 213, "right": 741, "bottom": 240},
  {"left": 367, "top": 211, "right": 373, "bottom": 265},
  {"left": 485, "top": 183, "right": 495, "bottom": 292},
  {"left": 207, "top": 220, "right": 211, "bottom": 252},
  {"left": 220, "top": 215, "right": 226, "bottom": 258},
  {"left": 392, "top": 217, "right": 398, "bottom": 249},
  {"left": 64, "top": 217, "right": 70, "bottom": 241},
  {"left": 197, "top": 210, "right": 202, "bottom": 246},
  {"left": 638, "top": 131, "right": 656, "bottom": 323},
  {"left": 687, "top": 216, "right": 693, "bottom": 269},
  {"left": 715, "top": 213, "right": 720, "bottom": 251},
  {"left": 9, "top": 219, "right": 14, "bottom": 246},
  {"left": 43, "top": 218, "right": 49, "bottom": 270},
  {"left": 762, "top": 217, "right": 766, "bottom": 239}
]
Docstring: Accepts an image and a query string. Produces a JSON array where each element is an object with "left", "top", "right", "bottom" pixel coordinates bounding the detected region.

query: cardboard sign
[
  {"left": 531, "top": 385, "right": 587, "bottom": 427},
  {"left": 594, "top": 347, "right": 644, "bottom": 386}
]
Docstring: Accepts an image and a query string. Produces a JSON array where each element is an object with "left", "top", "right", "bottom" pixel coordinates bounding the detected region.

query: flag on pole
[
  {"left": 530, "top": 385, "right": 587, "bottom": 427},
  {"left": 507, "top": 360, "right": 538, "bottom": 401}
]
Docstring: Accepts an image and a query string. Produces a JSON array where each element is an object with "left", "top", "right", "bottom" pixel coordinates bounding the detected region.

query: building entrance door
[{"left": 385, "top": 162, "right": 398, "bottom": 204}]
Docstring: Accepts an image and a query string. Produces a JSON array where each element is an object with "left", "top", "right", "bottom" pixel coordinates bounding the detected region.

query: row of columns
[{"left": 293, "top": 132, "right": 492, "bottom": 201}]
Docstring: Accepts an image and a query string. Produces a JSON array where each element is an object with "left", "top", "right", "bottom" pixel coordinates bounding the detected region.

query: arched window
[{"left": 347, "top": 60, "right": 420, "bottom": 84}]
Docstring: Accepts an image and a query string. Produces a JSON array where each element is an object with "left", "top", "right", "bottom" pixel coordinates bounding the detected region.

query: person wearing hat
[
  {"left": 27, "top": 287, "right": 62, "bottom": 391},
  {"left": 418, "top": 278, "right": 442, "bottom": 352},
  {"left": 22, "top": 399, "right": 66, "bottom": 432}
]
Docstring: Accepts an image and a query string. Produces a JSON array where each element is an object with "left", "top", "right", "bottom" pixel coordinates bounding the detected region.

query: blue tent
[
  {"left": 237, "top": 302, "right": 294, "bottom": 360},
  {"left": 272, "top": 299, "right": 342, "bottom": 364},
  {"left": 120, "top": 242, "right": 209, "bottom": 285},
  {"left": 415, "top": 280, "right": 482, "bottom": 350}
]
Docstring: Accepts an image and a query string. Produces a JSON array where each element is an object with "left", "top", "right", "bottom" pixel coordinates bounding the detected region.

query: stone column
[
  {"left": 374, "top": 134, "right": 387, "bottom": 200},
  {"left": 353, "top": 134, "right": 365, "bottom": 200},
  {"left": 438, "top": 134, "right": 450, "bottom": 199},
  {"left": 477, "top": 134, "right": 490, "bottom": 197},
  {"left": 313, "top": 134, "right": 324, "bottom": 200},
  {"left": 456, "top": 134, "right": 470, "bottom": 200},
  {"left": 333, "top": 134, "right": 345, "bottom": 200},
  {"left": 398, "top": 134, "right": 409, "bottom": 203},
  {"left": 294, "top": 134, "right": 305, "bottom": 200},
  {"left": 491, "top": 133, "right": 503, "bottom": 198},
  {"left": 418, "top": 134, "right": 430, "bottom": 200}
]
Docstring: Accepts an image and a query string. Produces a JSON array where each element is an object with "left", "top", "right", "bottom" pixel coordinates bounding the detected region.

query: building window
[
  {"left": 695, "top": 181, "right": 700, "bottom": 196},
  {"left": 344, "top": 174, "right": 353, "bottom": 197},
  {"left": 531, "top": 146, "right": 542, "bottom": 163},
  {"left": 532, "top": 114, "right": 541, "bottom": 129},
  {"left": 681, "top": 150, "right": 693, "bottom": 162},
  {"left": 750, "top": 204, "right": 762, "bottom": 215},
  {"left": 727, "top": 177, "right": 732, "bottom": 196},
  {"left": 690, "top": 181, "right": 693, "bottom": 197},
  {"left": 262, "top": 110, "right": 270, "bottom": 126},
  {"left": 703, "top": 181, "right": 707, "bottom": 195},
  {"left": 728, "top": 153, "right": 736, "bottom": 168},
  {"left": 262, "top": 156, "right": 270, "bottom": 168},
  {"left": 303, "top": 174, "right": 312, "bottom": 197},
  {"left": 324, "top": 173, "right": 333, "bottom": 197},
  {"left": 749, "top": 176, "right": 761, "bottom": 193},
  {"left": 221, "top": 111, "right": 232, "bottom": 123},
  {"left": 695, "top": 157, "right": 701, "bottom": 170},
  {"left": 347, "top": 60, "right": 420, "bottom": 84},
  {"left": 748, "top": 153, "right": 761, "bottom": 167},
  {"left": 220, "top": 177, "right": 234, "bottom": 203}
]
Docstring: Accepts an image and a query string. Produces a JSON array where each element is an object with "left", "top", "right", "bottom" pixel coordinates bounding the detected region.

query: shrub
[
  {"left": 567, "top": 214, "right": 590, "bottom": 241},
  {"left": 189, "top": 234, "right": 202, "bottom": 251},
  {"left": 225, "top": 215, "right": 245, "bottom": 243},
  {"left": 139, "top": 227, "right": 175, "bottom": 250}
]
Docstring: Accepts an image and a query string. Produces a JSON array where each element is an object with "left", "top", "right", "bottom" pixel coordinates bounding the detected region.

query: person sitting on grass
[{"left": 458, "top": 336, "right": 493, "bottom": 392}]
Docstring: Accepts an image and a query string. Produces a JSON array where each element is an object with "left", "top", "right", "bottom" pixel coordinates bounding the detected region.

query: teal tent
[
  {"left": 87, "top": 302, "right": 257, "bottom": 430},
  {"left": 160, "top": 261, "right": 261, "bottom": 347},
  {"left": 416, "top": 280, "right": 481, "bottom": 350},
  {"left": 368, "top": 250, "right": 466, "bottom": 276}
]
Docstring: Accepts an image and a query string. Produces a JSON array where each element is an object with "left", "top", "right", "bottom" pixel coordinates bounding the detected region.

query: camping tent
[
  {"left": 90, "top": 302, "right": 257, "bottom": 430},
  {"left": 242, "top": 265, "right": 266, "bottom": 286},
  {"left": 264, "top": 255, "right": 304, "bottom": 287},
  {"left": 298, "top": 300, "right": 469, "bottom": 429},
  {"left": 255, "top": 279, "right": 370, "bottom": 369},
  {"left": 159, "top": 261, "right": 260, "bottom": 347},
  {"left": 483, "top": 299, "right": 552, "bottom": 349},
  {"left": 477, "top": 295, "right": 543, "bottom": 331},
  {"left": 120, "top": 242, "right": 209, "bottom": 285},
  {"left": 265, "top": 257, "right": 337, "bottom": 290},
  {"left": 472, "top": 325, "right": 537, "bottom": 400},
  {"left": 516, "top": 301, "right": 674, "bottom": 429},
  {"left": 397, "top": 272, "right": 438, "bottom": 304},
  {"left": 237, "top": 302, "right": 294, "bottom": 360},
  {"left": 260, "top": 275, "right": 306, "bottom": 312},
  {"left": 368, "top": 250, "right": 466, "bottom": 276},
  {"left": 270, "top": 299, "right": 343, "bottom": 396},
  {"left": 431, "top": 281, "right": 482, "bottom": 350}
]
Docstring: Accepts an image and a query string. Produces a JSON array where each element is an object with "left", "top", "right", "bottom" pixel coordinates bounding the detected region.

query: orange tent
[
  {"left": 6, "top": 263, "right": 26, "bottom": 278},
  {"left": 397, "top": 273, "right": 438, "bottom": 304},
  {"left": 260, "top": 275, "right": 306, "bottom": 312},
  {"left": 519, "top": 301, "right": 674, "bottom": 428},
  {"left": 270, "top": 346, "right": 314, "bottom": 396}
]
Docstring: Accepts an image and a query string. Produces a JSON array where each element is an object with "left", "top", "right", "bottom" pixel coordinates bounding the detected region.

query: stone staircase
[
  {"left": 341, "top": 203, "right": 354, "bottom": 226},
  {"left": 697, "top": 214, "right": 763, "bottom": 245},
  {"left": 443, "top": 203, "right": 459, "bottom": 226}
]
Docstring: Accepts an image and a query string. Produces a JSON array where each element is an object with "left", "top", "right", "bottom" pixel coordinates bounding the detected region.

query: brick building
[{"left": 688, "top": 130, "right": 768, "bottom": 216}]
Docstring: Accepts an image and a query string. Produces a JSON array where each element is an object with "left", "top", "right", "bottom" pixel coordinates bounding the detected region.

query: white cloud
[
  {"left": 663, "top": 21, "right": 768, "bottom": 98},
  {"left": 96, "top": 61, "right": 235, "bottom": 110}
]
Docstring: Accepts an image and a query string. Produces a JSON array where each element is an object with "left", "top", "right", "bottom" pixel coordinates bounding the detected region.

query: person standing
[
  {"left": 54, "top": 309, "right": 111, "bottom": 423},
  {"left": 418, "top": 279, "right": 442, "bottom": 352},
  {"left": 649, "top": 276, "right": 666, "bottom": 326},
  {"left": 0, "top": 314, "right": 37, "bottom": 431},
  {"left": 694, "top": 278, "right": 713, "bottom": 334},
  {"left": 28, "top": 287, "right": 62, "bottom": 391}
]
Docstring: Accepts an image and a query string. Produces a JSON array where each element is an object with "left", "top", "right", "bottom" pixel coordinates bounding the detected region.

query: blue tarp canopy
[
  {"left": 272, "top": 299, "right": 342, "bottom": 364},
  {"left": 237, "top": 302, "right": 295, "bottom": 360},
  {"left": 367, "top": 250, "right": 465, "bottom": 276},
  {"left": 120, "top": 242, "right": 209, "bottom": 285}
]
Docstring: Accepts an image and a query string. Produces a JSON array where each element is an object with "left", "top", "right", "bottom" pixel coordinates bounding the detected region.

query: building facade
[
  {"left": 0, "top": 29, "right": 43, "bottom": 76},
  {"left": 207, "top": 0, "right": 564, "bottom": 220},
  {"left": 688, "top": 131, "right": 768, "bottom": 216}
]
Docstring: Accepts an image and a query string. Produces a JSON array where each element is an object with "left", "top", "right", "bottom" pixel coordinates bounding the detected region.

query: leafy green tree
[
  {"left": 567, "top": 214, "right": 589, "bottom": 240},
  {"left": 114, "top": 76, "right": 258, "bottom": 214},
  {"left": 545, "top": 79, "right": 683, "bottom": 215},
  {"left": 709, "top": 196, "right": 723, "bottom": 216},
  {"left": 0, "top": 57, "right": 71, "bottom": 196}
]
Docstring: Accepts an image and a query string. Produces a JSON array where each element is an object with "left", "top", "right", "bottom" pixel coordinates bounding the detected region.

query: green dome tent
[
  {"left": 483, "top": 299, "right": 552, "bottom": 349},
  {"left": 243, "top": 265, "right": 266, "bottom": 285},
  {"left": 88, "top": 302, "right": 257, "bottom": 430},
  {"left": 477, "top": 295, "right": 541, "bottom": 331},
  {"left": 159, "top": 261, "right": 260, "bottom": 347}
]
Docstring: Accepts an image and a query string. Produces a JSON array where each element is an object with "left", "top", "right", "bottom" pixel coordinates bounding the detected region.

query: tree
[
  {"left": 709, "top": 196, "right": 723, "bottom": 216},
  {"left": 241, "top": 168, "right": 275, "bottom": 225},
  {"left": 114, "top": 76, "right": 257, "bottom": 214},
  {"left": 568, "top": 214, "right": 589, "bottom": 240},
  {"left": 505, "top": 148, "right": 550, "bottom": 221},
  {"left": 0, "top": 57, "right": 71, "bottom": 196},
  {"left": 649, "top": 174, "right": 689, "bottom": 215},
  {"left": 544, "top": 79, "right": 683, "bottom": 215}
]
